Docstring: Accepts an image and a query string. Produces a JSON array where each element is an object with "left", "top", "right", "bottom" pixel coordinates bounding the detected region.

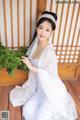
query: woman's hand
[
  {"left": 22, "top": 56, "right": 32, "bottom": 70},
  {"left": 22, "top": 56, "right": 39, "bottom": 73}
]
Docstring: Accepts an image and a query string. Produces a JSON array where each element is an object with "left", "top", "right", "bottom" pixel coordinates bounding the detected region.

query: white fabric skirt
[{"left": 22, "top": 86, "right": 77, "bottom": 120}]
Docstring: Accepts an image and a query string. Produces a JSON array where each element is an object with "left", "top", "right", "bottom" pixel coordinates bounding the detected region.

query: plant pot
[{"left": 0, "top": 68, "right": 28, "bottom": 86}]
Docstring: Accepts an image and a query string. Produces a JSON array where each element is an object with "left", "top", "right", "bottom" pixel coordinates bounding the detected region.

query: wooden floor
[
  {"left": 64, "top": 80, "right": 80, "bottom": 119},
  {"left": 0, "top": 80, "right": 80, "bottom": 120}
]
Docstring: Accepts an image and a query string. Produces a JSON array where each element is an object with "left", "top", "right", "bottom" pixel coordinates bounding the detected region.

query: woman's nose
[{"left": 41, "top": 30, "right": 45, "bottom": 35}]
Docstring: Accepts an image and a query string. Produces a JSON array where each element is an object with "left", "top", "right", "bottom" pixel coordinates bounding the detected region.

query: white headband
[{"left": 37, "top": 14, "right": 56, "bottom": 24}]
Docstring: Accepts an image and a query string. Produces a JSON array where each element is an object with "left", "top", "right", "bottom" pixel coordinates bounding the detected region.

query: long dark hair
[{"left": 29, "top": 11, "right": 57, "bottom": 47}]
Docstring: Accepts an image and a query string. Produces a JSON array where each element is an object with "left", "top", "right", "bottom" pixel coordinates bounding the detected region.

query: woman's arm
[
  {"left": 22, "top": 47, "right": 58, "bottom": 78},
  {"left": 22, "top": 56, "right": 40, "bottom": 73}
]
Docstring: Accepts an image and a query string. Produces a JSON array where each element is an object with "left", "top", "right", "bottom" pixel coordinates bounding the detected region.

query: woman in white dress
[{"left": 10, "top": 11, "right": 77, "bottom": 120}]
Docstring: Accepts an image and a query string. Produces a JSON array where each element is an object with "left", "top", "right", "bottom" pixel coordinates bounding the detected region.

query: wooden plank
[
  {"left": 38, "top": 0, "right": 47, "bottom": 14},
  {"left": 17, "top": 0, "right": 20, "bottom": 49},
  {"left": 68, "top": 4, "right": 80, "bottom": 62},
  {"left": 64, "top": 80, "right": 80, "bottom": 119},
  {"left": 10, "top": 0, "right": 14, "bottom": 49},
  {"left": 69, "top": 80, "right": 80, "bottom": 101},
  {"left": 23, "top": 0, "right": 26, "bottom": 47},
  {"left": 52, "top": 0, "right": 59, "bottom": 46},
  {"left": 9, "top": 97, "right": 22, "bottom": 120},
  {"left": 64, "top": 1, "right": 76, "bottom": 63},
  {"left": 68, "top": 81, "right": 80, "bottom": 119},
  {"left": 73, "top": 30, "right": 80, "bottom": 62},
  {"left": 0, "top": 87, "right": 11, "bottom": 110},
  {"left": 36, "top": 0, "right": 39, "bottom": 21},
  {"left": 0, "top": 86, "right": 22, "bottom": 120},
  {"left": 3, "top": 0, "right": 7, "bottom": 47},
  {"left": 56, "top": 1, "right": 65, "bottom": 60},
  {"left": 59, "top": 1, "right": 70, "bottom": 63},
  {"left": 58, "top": 63, "right": 77, "bottom": 80},
  {"left": 30, "top": 0, "right": 32, "bottom": 42},
  {"left": 52, "top": 0, "right": 59, "bottom": 44},
  {"left": 74, "top": 64, "right": 80, "bottom": 80},
  {"left": 50, "top": 0, "right": 53, "bottom": 11}
]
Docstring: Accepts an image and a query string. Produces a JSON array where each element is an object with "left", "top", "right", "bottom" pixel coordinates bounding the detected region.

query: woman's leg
[
  {"left": 22, "top": 94, "right": 41, "bottom": 120},
  {"left": 34, "top": 100, "right": 53, "bottom": 120}
]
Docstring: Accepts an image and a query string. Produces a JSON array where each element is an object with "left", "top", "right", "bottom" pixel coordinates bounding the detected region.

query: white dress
[{"left": 10, "top": 44, "right": 77, "bottom": 120}]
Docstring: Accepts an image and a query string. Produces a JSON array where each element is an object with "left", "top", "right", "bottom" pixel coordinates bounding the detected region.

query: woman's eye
[
  {"left": 46, "top": 29, "right": 50, "bottom": 32},
  {"left": 39, "top": 27, "right": 42, "bottom": 29},
  {"left": 39, "top": 26, "right": 43, "bottom": 29}
]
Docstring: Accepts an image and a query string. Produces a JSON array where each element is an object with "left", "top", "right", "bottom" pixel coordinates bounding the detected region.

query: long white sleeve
[{"left": 10, "top": 71, "right": 38, "bottom": 107}]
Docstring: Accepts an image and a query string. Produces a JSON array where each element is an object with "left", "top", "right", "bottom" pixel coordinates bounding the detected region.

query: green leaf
[{"left": 0, "top": 42, "right": 29, "bottom": 76}]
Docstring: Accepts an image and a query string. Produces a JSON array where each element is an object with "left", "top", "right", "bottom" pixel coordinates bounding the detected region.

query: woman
[{"left": 10, "top": 11, "right": 77, "bottom": 120}]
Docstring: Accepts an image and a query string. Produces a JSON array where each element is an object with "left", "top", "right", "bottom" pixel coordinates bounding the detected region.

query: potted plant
[{"left": 0, "top": 42, "right": 29, "bottom": 86}]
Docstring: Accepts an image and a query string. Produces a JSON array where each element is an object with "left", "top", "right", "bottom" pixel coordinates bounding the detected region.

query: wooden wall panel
[
  {"left": 0, "top": 0, "right": 37, "bottom": 48},
  {"left": 58, "top": 63, "right": 78, "bottom": 80},
  {"left": 37, "top": 0, "right": 47, "bottom": 15}
]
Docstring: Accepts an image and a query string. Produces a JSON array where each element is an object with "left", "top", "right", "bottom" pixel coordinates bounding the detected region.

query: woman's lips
[{"left": 39, "top": 35, "right": 45, "bottom": 38}]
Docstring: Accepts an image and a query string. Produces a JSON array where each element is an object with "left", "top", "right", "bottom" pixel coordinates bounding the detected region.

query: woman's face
[{"left": 37, "top": 21, "right": 52, "bottom": 42}]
